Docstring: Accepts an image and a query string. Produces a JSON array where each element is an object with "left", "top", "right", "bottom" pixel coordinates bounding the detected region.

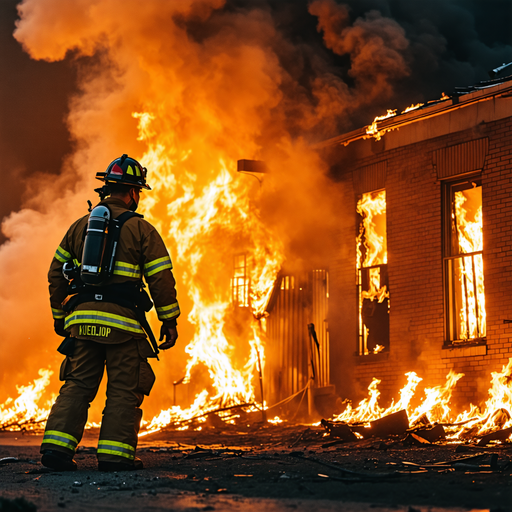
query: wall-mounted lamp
[{"left": 237, "top": 159, "right": 268, "bottom": 185}]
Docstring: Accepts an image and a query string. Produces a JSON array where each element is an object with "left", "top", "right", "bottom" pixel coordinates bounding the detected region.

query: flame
[
  {"left": 356, "top": 191, "right": 388, "bottom": 354},
  {"left": 0, "top": 369, "right": 54, "bottom": 431},
  {"left": 334, "top": 359, "right": 512, "bottom": 443},
  {"left": 356, "top": 191, "right": 387, "bottom": 269},
  {"left": 127, "top": 113, "right": 284, "bottom": 433},
  {"left": 0, "top": 1, "right": 497, "bottom": 438},
  {"left": 452, "top": 186, "right": 486, "bottom": 340},
  {"left": 401, "top": 102, "right": 423, "bottom": 114},
  {"left": 364, "top": 109, "right": 397, "bottom": 141}
]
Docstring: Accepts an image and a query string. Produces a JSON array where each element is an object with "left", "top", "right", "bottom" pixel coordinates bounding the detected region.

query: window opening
[
  {"left": 444, "top": 178, "right": 486, "bottom": 344},
  {"left": 232, "top": 253, "right": 249, "bottom": 307},
  {"left": 356, "top": 190, "right": 389, "bottom": 355}
]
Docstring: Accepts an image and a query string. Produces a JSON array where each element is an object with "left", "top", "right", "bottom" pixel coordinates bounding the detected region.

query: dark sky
[
  {"left": 0, "top": 0, "right": 76, "bottom": 242},
  {"left": 0, "top": 0, "right": 511, "bottom": 244}
]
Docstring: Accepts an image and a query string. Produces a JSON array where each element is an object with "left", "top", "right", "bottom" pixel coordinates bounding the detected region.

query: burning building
[
  {"left": 1, "top": 0, "right": 512, "bottom": 438},
  {"left": 315, "top": 74, "right": 512, "bottom": 411}
]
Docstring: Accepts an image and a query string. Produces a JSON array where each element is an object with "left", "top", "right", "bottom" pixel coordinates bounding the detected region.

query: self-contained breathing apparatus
[{"left": 61, "top": 205, "right": 160, "bottom": 358}]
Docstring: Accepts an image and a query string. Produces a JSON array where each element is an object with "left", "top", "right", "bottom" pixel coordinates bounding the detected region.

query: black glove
[
  {"left": 54, "top": 319, "right": 68, "bottom": 337},
  {"left": 159, "top": 321, "right": 178, "bottom": 350}
]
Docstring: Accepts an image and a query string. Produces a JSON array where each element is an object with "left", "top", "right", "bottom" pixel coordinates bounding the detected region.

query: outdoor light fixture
[
  {"left": 237, "top": 159, "right": 268, "bottom": 184},
  {"left": 237, "top": 159, "right": 268, "bottom": 173}
]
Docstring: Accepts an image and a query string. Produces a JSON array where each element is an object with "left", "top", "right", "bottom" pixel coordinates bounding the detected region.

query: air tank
[{"left": 81, "top": 205, "right": 110, "bottom": 285}]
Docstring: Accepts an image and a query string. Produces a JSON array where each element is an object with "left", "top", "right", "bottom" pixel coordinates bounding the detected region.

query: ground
[{"left": 0, "top": 424, "right": 510, "bottom": 512}]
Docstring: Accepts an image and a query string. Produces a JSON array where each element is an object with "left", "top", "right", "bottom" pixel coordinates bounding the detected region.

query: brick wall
[{"left": 328, "top": 115, "right": 512, "bottom": 412}]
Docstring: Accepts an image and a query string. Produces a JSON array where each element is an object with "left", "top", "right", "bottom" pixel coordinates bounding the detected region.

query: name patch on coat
[{"left": 79, "top": 325, "right": 112, "bottom": 337}]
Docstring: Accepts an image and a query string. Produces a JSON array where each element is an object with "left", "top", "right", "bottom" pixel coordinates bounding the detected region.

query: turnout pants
[{"left": 41, "top": 338, "right": 155, "bottom": 464}]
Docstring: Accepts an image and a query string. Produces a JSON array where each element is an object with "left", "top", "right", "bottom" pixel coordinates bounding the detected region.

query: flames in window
[
  {"left": 447, "top": 182, "right": 486, "bottom": 342},
  {"left": 356, "top": 190, "right": 389, "bottom": 355},
  {"left": 232, "top": 254, "right": 249, "bottom": 308}
]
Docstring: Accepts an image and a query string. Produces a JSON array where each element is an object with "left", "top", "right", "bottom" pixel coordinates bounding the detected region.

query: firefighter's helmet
[{"left": 96, "top": 154, "right": 152, "bottom": 190}]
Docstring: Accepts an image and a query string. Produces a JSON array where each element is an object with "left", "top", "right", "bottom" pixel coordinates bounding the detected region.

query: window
[
  {"left": 443, "top": 178, "right": 486, "bottom": 344},
  {"left": 356, "top": 190, "right": 389, "bottom": 355},
  {"left": 232, "top": 254, "right": 249, "bottom": 307}
]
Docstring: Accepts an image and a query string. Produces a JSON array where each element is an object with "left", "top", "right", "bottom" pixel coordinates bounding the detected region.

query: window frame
[
  {"left": 441, "top": 174, "right": 486, "bottom": 347},
  {"left": 355, "top": 188, "right": 390, "bottom": 356}
]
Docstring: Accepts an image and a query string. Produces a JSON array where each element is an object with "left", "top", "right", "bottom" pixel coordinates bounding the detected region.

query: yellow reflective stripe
[
  {"left": 97, "top": 448, "right": 135, "bottom": 460},
  {"left": 64, "top": 311, "right": 144, "bottom": 335},
  {"left": 98, "top": 440, "right": 135, "bottom": 460},
  {"left": 51, "top": 308, "right": 66, "bottom": 319},
  {"left": 43, "top": 430, "right": 78, "bottom": 450},
  {"left": 113, "top": 269, "right": 141, "bottom": 278},
  {"left": 156, "top": 302, "right": 180, "bottom": 320},
  {"left": 144, "top": 256, "right": 173, "bottom": 277},
  {"left": 55, "top": 246, "right": 72, "bottom": 263},
  {"left": 113, "top": 261, "right": 141, "bottom": 278},
  {"left": 115, "top": 261, "right": 139, "bottom": 269},
  {"left": 98, "top": 440, "right": 134, "bottom": 452}
]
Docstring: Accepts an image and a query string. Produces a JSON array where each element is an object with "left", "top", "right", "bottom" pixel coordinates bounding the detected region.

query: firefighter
[{"left": 41, "top": 154, "right": 180, "bottom": 472}]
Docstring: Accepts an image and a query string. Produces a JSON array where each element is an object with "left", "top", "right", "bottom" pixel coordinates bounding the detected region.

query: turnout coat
[{"left": 48, "top": 197, "right": 180, "bottom": 344}]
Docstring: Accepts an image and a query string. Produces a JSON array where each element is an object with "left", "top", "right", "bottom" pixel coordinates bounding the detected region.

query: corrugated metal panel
[
  {"left": 434, "top": 138, "right": 489, "bottom": 179},
  {"left": 353, "top": 161, "right": 387, "bottom": 195},
  {"left": 310, "top": 270, "right": 330, "bottom": 387},
  {"left": 265, "top": 271, "right": 330, "bottom": 404}
]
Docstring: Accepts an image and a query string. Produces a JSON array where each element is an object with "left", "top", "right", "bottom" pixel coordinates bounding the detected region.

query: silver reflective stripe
[
  {"left": 144, "top": 256, "right": 172, "bottom": 277},
  {"left": 157, "top": 303, "right": 180, "bottom": 319},
  {"left": 43, "top": 434, "right": 76, "bottom": 446},
  {"left": 42, "top": 431, "right": 78, "bottom": 451}
]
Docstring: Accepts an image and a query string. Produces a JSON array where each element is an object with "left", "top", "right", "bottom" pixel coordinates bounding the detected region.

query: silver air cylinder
[{"left": 81, "top": 205, "right": 110, "bottom": 285}]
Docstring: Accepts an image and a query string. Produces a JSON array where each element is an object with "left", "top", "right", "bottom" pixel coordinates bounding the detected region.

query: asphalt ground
[{"left": 0, "top": 424, "right": 510, "bottom": 512}]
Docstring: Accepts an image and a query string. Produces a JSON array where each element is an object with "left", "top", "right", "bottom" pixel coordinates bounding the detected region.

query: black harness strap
[
  {"left": 106, "top": 211, "right": 143, "bottom": 277},
  {"left": 72, "top": 210, "right": 160, "bottom": 358}
]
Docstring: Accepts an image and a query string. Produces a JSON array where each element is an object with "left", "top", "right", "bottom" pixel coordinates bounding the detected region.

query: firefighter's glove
[
  {"left": 159, "top": 321, "right": 178, "bottom": 350},
  {"left": 54, "top": 319, "right": 68, "bottom": 337}
]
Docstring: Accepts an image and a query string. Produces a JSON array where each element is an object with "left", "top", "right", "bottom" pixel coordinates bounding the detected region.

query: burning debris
[
  {"left": 0, "top": 370, "right": 54, "bottom": 433},
  {"left": 3, "top": 357, "right": 512, "bottom": 456},
  {"left": 319, "top": 359, "right": 512, "bottom": 448}
]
